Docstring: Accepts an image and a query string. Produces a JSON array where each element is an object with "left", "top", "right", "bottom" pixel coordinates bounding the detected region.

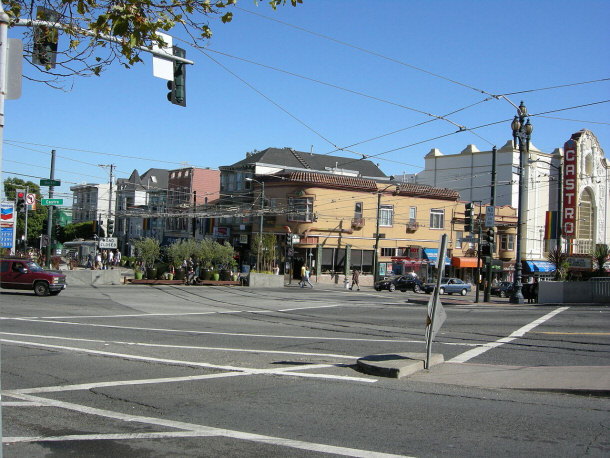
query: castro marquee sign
[{"left": 563, "top": 139, "right": 578, "bottom": 237}]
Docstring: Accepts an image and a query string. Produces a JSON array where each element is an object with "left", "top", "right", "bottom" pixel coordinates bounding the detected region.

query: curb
[{"left": 357, "top": 352, "right": 444, "bottom": 379}]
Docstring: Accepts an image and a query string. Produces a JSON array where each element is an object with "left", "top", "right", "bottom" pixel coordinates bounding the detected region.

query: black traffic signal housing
[
  {"left": 15, "top": 189, "right": 26, "bottom": 212},
  {"left": 167, "top": 46, "right": 186, "bottom": 106},
  {"left": 107, "top": 218, "right": 114, "bottom": 236},
  {"left": 33, "top": 7, "right": 59, "bottom": 69},
  {"left": 481, "top": 228, "right": 495, "bottom": 256},
  {"left": 464, "top": 202, "right": 474, "bottom": 233}
]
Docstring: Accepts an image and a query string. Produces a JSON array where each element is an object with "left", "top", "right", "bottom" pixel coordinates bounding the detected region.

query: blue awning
[
  {"left": 524, "top": 261, "right": 556, "bottom": 273},
  {"left": 423, "top": 248, "right": 451, "bottom": 266}
]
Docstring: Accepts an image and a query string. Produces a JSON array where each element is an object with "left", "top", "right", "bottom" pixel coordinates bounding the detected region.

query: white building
[
  {"left": 415, "top": 129, "right": 609, "bottom": 272},
  {"left": 70, "top": 183, "right": 113, "bottom": 226}
]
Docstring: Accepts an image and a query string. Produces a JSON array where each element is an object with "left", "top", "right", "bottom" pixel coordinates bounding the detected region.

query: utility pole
[
  {"left": 45, "top": 149, "right": 56, "bottom": 267},
  {"left": 192, "top": 190, "right": 197, "bottom": 238},
  {"left": 99, "top": 164, "right": 115, "bottom": 236},
  {"left": 475, "top": 204, "right": 482, "bottom": 303},
  {"left": 108, "top": 164, "right": 114, "bottom": 231},
  {"left": 373, "top": 191, "right": 382, "bottom": 284},
  {"left": 23, "top": 185, "right": 29, "bottom": 252}
]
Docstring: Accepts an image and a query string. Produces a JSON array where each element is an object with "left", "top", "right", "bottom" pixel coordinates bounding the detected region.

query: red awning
[{"left": 452, "top": 257, "right": 482, "bottom": 268}]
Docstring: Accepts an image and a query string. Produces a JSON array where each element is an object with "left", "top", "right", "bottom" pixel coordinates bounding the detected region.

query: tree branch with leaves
[{"left": 8, "top": 0, "right": 302, "bottom": 87}]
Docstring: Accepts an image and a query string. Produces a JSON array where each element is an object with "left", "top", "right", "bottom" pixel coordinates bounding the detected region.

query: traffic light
[
  {"left": 167, "top": 46, "right": 186, "bottom": 106},
  {"left": 464, "top": 202, "right": 474, "bottom": 233},
  {"left": 15, "top": 189, "right": 26, "bottom": 212},
  {"left": 107, "top": 218, "right": 114, "bottom": 236},
  {"left": 481, "top": 228, "right": 495, "bottom": 256},
  {"left": 33, "top": 7, "right": 59, "bottom": 68}
]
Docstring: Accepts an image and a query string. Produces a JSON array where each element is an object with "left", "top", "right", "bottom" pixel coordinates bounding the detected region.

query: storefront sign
[
  {"left": 562, "top": 139, "right": 578, "bottom": 237},
  {"left": 567, "top": 256, "right": 592, "bottom": 271}
]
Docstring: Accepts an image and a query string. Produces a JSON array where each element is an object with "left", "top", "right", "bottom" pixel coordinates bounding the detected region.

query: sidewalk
[
  {"left": 409, "top": 362, "right": 610, "bottom": 395},
  {"left": 356, "top": 352, "right": 610, "bottom": 395}
]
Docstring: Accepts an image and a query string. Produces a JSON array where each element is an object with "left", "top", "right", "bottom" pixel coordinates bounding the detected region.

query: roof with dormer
[{"left": 220, "top": 147, "right": 387, "bottom": 178}]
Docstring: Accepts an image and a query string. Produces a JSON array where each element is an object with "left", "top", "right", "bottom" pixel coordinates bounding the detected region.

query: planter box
[{"left": 247, "top": 272, "right": 285, "bottom": 288}]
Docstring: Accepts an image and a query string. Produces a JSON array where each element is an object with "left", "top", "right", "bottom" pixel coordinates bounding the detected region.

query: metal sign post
[{"left": 425, "top": 234, "right": 448, "bottom": 369}]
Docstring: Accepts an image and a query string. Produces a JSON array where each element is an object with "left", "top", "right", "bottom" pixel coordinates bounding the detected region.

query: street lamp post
[
  {"left": 510, "top": 101, "right": 533, "bottom": 304},
  {"left": 246, "top": 177, "right": 264, "bottom": 271}
]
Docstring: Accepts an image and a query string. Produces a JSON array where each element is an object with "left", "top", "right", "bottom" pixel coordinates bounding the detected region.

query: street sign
[
  {"left": 459, "top": 236, "right": 478, "bottom": 243},
  {"left": 40, "top": 179, "right": 61, "bottom": 187},
  {"left": 41, "top": 198, "right": 63, "bottom": 206},
  {"left": 485, "top": 206, "right": 495, "bottom": 228},
  {"left": 99, "top": 237, "right": 118, "bottom": 249}
]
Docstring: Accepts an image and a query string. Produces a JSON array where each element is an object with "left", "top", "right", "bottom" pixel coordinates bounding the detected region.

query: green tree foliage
[
  {"left": 133, "top": 237, "right": 160, "bottom": 268},
  {"left": 7, "top": 0, "right": 302, "bottom": 84},
  {"left": 165, "top": 237, "right": 235, "bottom": 270},
  {"left": 57, "top": 221, "right": 99, "bottom": 243},
  {"left": 3, "top": 177, "right": 48, "bottom": 247},
  {"left": 593, "top": 244, "right": 609, "bottom": 275},
  {"left": 251, "top": 233, "right": 276, "bottom": 271}
]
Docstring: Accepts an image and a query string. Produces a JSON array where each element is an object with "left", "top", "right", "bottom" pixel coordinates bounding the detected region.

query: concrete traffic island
[{"left": 357, "top": 352, "right": 444, "bottom": 379}]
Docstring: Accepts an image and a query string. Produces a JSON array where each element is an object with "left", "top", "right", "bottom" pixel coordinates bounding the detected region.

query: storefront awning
[
  {"left": 423, "top": 248, "right": 450, "bottom": 266},
  {"left": 452, "top": 257, "right": 482, "bottom": 268},
  {"left": 524, "top": 260, "right": 556, "bottom": 273}
]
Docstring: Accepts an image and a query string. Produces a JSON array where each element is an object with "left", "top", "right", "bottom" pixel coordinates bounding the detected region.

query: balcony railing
[
  {"left": 351, "top": 217, "right": 365, "bottom": 229},
  {"left": 405, "top": 221, "right": 419, "bottom": 232}
]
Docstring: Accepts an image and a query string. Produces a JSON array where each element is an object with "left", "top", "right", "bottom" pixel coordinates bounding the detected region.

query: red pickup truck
[{"left": 0, "top": 257, "right": 67, "bottom": 296}]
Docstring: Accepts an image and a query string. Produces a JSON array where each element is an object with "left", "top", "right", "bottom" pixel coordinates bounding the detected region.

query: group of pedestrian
[
  {"left": 299, "top": 264, "right": 313, "bottom": 288},
  {"left": 299, "top": 266, "right": 362, "bottom": 290},
  {"left": 86, "top": 249, "right": 121, "bottom": 270}
]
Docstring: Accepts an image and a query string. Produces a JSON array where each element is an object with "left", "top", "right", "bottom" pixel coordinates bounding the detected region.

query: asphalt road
[{"left": 1, "top": 284, "right": 609, "bottom": 457}]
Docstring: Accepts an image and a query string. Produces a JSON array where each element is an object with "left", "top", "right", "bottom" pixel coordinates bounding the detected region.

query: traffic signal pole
[
  {"left": 484, "top": 146, "right": 497, "bottom": 302},
  {"left": 45, "top": 149, "right": 56, "bottom": 268},
  {"left": 0, "top": 7, "right": 8, "bottom": 452}
]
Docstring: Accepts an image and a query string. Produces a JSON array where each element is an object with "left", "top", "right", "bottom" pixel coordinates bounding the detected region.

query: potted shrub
[
  {"left": 134, "top": 238, "right": 161, "bottom": 280},
  {"left": 134, "top": 264, "right": 143, "bottom": 280}
]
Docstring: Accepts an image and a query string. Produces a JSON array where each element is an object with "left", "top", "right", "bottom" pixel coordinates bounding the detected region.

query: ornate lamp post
[{"left": 510, "top": 101, "right": 533, "bottom": 304}]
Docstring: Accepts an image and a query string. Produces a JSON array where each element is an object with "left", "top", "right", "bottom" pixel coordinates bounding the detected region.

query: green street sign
[
  {"left": 40, "top": 179, "right": 61, "bottom": 187},
  {"left": 41, "top": 198, "right": 63, "bottom": 206}
]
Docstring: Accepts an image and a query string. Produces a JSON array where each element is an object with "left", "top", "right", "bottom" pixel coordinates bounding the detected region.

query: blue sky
[{"left": 2, "top": 0, "right": 609, "bottom": 204}]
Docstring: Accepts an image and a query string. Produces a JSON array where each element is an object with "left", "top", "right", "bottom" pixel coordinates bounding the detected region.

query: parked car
[
  {"left": 0, "top": 257, "right": 67, "bottom": 296},
  {"left": 374, "top": 274, "right": 423, "bottom": 293},
  {"left": 424, "top": 277, "right": 472, "bottom": 296},
  {"left": 491, "top": 281, "right": 514, "bottom": 298}
]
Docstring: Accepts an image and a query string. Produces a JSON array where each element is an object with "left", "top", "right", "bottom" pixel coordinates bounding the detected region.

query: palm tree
[{"left": 547, "top": 248, "right": 568, "bottom": 281}]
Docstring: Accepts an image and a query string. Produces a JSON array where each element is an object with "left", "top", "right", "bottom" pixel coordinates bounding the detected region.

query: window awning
[
  {"left": 423, "top": 248, "right": 450, "bottom": 266},
  {"left": 451, "top": 257, "right": 482, "bottom": 268},
  {"left": 524, "top": 260, "right": 556, "bottom": 273}
]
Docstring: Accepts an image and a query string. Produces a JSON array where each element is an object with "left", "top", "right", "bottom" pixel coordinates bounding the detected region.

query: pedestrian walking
[
  {"left": 300, "top": 264, "right": 306, "bottom": 287},
  {"left": 302, "top": 266, "right": 314, "bottom": 288},
  {"left": 351, "top": 268, "right": 360, "bottom": 291}
]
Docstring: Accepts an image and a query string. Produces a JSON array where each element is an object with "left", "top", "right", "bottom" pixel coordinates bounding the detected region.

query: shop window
[{"left": 381, "top": 248, "right": 395, "bottom": 257}]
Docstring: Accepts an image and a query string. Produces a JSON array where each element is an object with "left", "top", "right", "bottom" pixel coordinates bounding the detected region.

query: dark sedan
[
  {"left": 491, "top": 281, "right": 514, "bottom": 298},
  {"left": 374, "top": 274, "right": 423, "bottom": 293}
]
